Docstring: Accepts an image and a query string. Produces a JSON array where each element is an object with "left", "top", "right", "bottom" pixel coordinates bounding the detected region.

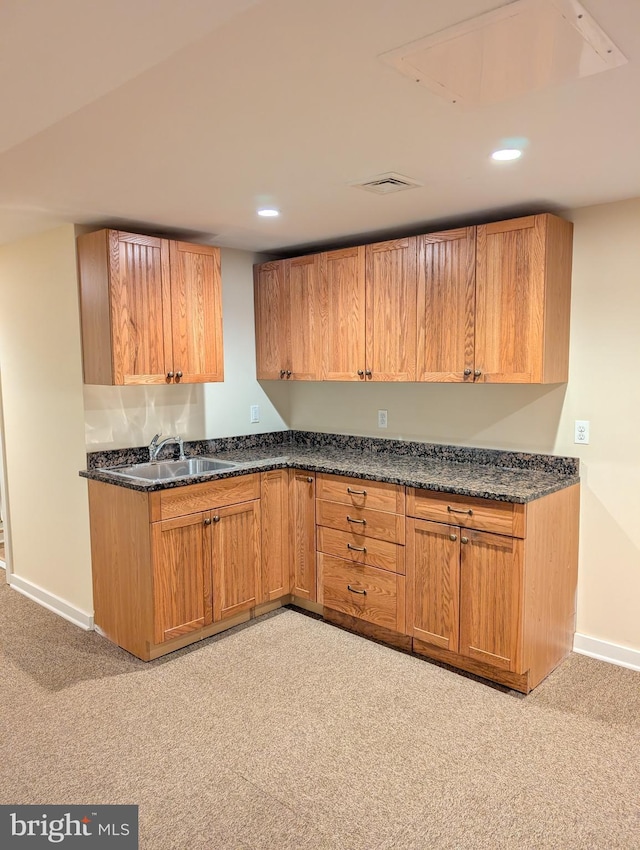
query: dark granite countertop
[{"left": 80, "top": 431, "right": 579, "bottom": 504}]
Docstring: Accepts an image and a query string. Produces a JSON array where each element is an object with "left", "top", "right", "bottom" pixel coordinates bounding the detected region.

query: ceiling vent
[
  {"left": 350, "top": 172, "right": 423, "bottom": 194},
  {"left": 380, "top": 0, "right": 627, "bottom": 107}
]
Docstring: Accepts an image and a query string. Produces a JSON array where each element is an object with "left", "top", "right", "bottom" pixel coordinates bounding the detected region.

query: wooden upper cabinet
[
  {"left": 254, "top": 256, "right": 321, "bottom": 380},
  {"left": 475, "top": 214, "right": 573, "bottom": 383},
  {"left": 320, "top": 246, "right": 366, "bottom": 380},
  {"left": 416, "top": 227, "right": 476, "bottom": 382},
  {"left": 254, "top": 259, "right": 290, "bottom": 380},
  {"left": 169, "top": 241, "right": 223, "bottom": 383},
  {"left": 365, "top": 237, "right": 417, "bottom": 381},
  {"left": 288, "top": 254, "right": 322, "bottom": 380},
  {"left": 77, "top": 229, "right": 223, "bottom": 385}
]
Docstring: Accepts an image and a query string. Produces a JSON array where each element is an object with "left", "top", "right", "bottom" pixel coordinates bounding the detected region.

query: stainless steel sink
[{"left": 108, "top": 457, "right": 238, "bottom": 481}]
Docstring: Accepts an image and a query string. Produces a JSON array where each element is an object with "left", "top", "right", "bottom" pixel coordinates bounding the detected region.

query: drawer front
[
  {"left": 320, "top": 554, "right": 405, "bottom": 632},
  {"left": 406, "top": 489, "right": 525, "bottom": 538},
  {"left": 316, "top": 499, "right": 405, "bottom": 544},
  {"left": 316, "top": 473, "right": 405, "bottom": 513},
  {"left": 317, "top": 526, "right": 405, "bottom": 575},
  {"left": 157, "top": 474, "right": 261, "bottom": 520}
]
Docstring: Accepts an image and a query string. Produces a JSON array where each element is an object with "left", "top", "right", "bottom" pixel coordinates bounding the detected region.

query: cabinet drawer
[
  {"left": 155, "top": 474, "right": 261, "bottom": 520},
  {"left": 320, "top": 554, "right": 405, "bottom": 633},
  {"left": 317, "top": 526, "right": 404, "bottom": 575},
  {"left": 316, "top": 499, "right": 405, "bottom": 544},
  {"left": 316, "top": 473, "right": 405, "bottom": 512},
  {"left": 406, "top": 489, "right": 525, "bottom": 538}
]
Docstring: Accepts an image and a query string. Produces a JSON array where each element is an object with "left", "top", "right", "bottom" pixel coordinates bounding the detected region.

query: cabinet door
[
  {"left": 320, "top": 246, "right": 366, "bottom": 380},
  {"left": 169, "top": 241, "right": 223, "bottom": 383},
  {"left": 406, "top": 518, "right": 460, "bottom": 651},
  {"left": 365, "top": 237, "right": 417, "bottom": 381},
  {"left": 151, "top": 512, "right": 212, "bottom": 644},
  {"left": 288, "top": 255, "right": 322, "bottom": 380},
  {"left": 459, "top": 529, "right": 523, "bottom": 672},
  {"left": 212, "top": 500, "right": 261, "bottom": 621},
  {"left": 475, "top": 216, "right": 546, "bottom": 383},
  {"left": 110, "top": 231, "right": 172, "bottom": 385},
  {"left": 290, "top": 470, "right": 316, "bottom": 600},
  {"left": 260, "top": 470, "right": 291, "bottom": 602},
  {"left": 254, "top": 260, "right": 290, "bottom": 379},
  {"left": 416, "top": 228, "right": 476, "bottom": 382}
]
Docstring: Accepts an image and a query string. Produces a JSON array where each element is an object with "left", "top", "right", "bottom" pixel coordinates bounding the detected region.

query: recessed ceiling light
[
  {"left": 257, "top": 208, "right": 280, "bottom": 217},
  {"left": 491, "top": 149, "right": 523, "bottom": 161}
]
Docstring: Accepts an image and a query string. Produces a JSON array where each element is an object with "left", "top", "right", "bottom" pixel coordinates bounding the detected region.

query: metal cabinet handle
[
  {"left": 474, "top": 369, "right": 482, "bottom": 378},
  {"left": 365, "top": 369, "right": 372, "bottom": 377},
  {"left": 280, "top": 370, "right": 286, "bottom": 378},
  {"left": 449, "top": 533, "right": 457, "bottom": 541},
  {"left": 347, "top": 543, "right": 367, "bottom": 553},
  {"left": 347, "top": 487, "right": 367, "bottom": 496},
  {"left": 463, "top": 368, "right": 472, "bottom": 377},
  {"left": 346, "top": 516, "right": 367, "bottom": 525},
  {"left": 461, "top": 536, "right": 469, "bottom": 544},
  {"left": 175, "top": 370, "right": 183, "bottom": 379},
  {"left": 347, "top": 585, "right": 367, "bottom": 595},
  {"left": 306, "top": 476, "right": 313, "bottom": 483},
  {"left": 357, "top": 369, "right": 364, "bottom": 377},
  {"left": 203, "top": 518, "right": 212, "bottom": 526},
  {"left": 167, "top": 371, "right": 175, "bottom": 379},
  {"left": 447, "top": 505, "right": 473, "bottom": 516},
  {"left": 286, "top": 370, "right": 292, "bottom": 378}
]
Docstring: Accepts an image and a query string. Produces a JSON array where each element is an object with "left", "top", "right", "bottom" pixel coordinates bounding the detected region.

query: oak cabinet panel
[
  {"left": 459, "top": 529, "right": 523, "bottom": 672},
  {"left": 260, "top": 469, "right": 291, "bottom": 602},
  {"left": 320, "top": 246, "right": 366, "bottom": 381},
  {"left": 254, "top": 260, "right": 290, "bottom": 380},
  {"left": 77, "top": 229, "right": 223, "bottom": 385},
  {"left": 475, "top": 214, "right": 573, "bottom": 383},
  {"left": 152, "top": 512, "right": 212, "bottom": 644},
  {"left": 416, "top": 227, "right": 476, "bottom": 382},
  {"left": 290, "top": 470, "right": 317, "bottom": 600},
  {"left": 254, "top": 256, "right": 322, "bottom": 380},
  {"left": 212, "top": 500, "right": 262, "bottom": 622},
  {"left": 406, "top": 518, "right": 460, "bottom": 653}
]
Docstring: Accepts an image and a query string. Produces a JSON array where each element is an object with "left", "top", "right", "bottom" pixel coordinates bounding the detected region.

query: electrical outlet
[
  {"left": 250, "top": 405, "right": 260, "bottom": 424},
  {"left": 378, "top": 409, "right": 388, "bottom": 428},
  {"left": 574, "top": 420, "right": 589, "bottom": 444}
]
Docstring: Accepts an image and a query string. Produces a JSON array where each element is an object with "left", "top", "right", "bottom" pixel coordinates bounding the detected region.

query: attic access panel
[{"left": 380, "top": 0, "right": 627, "bottom": 107}]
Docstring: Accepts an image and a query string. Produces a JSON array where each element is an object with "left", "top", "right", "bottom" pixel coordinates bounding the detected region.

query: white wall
[
  {"left": 0, "top": 225, "right": 93, "bottom": 619},
  {"left": 84, "top": 247, "right": 289, "bottom": 449},
  {"left": 287, "top": 198, "right": 640, "bottom": 655}
]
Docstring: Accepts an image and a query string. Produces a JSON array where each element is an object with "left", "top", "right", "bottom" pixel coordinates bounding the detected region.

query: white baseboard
[
  {"left": 8, "top": 574, "right": 94, "bottom": 631},
  {"left": 573, "top": 633, "right": 640, "bottom": 672}
]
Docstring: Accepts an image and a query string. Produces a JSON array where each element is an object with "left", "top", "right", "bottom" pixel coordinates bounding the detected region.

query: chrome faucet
[{"left": 148, "top": 433, "right": 185, "bottom": 462}]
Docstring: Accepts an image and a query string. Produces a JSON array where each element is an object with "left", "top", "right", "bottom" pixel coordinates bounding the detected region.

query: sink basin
[{"left": 109, "top": 457, "right": 238, "bottom": 481}]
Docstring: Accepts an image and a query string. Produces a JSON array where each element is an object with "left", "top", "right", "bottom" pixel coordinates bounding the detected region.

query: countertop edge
[{"left": 79, "top": 457, "right": 580, "bottom": 504}]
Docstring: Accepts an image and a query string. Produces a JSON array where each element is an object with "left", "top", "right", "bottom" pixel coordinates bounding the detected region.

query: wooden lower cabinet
[
  {"left": 260, "top": 469, "right": 291, "bottom": 601},
  {"left": 152, "top": 512, "right": 212, "bottom": 644},
  {"left": 290, "top": 470, "right": 316, "bottom": 600},
  {"left": 406, "top": 485, "right": 580, "bottom": 692},
  {"left": 88, "top": 474, "right": 264, "bottom": 660},
  {"left": 212, "top": 500, "right": 261, "bottom": 622}
]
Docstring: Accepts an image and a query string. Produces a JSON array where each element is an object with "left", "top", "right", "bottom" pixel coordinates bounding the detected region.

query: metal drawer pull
[
  {"left": 461, "top": 536, "right": 469, "bottom": 544},
  {"left": 213, "top": 515, "right": 220, "bottom": 523},
  {"left": 306, "top": 476, "right": 313, "bottom": 483},
  {"left": 346, "top": 516, "right": 367, "bottom": 525},
  {"left": 449, "top": 533, "right": 457, "bottom": 541},
  {"left": 347, "top": 543, "right": 367, "bottom": 553},
  {"left": 347, "top": 585, "right": 367, "bottom": 595},
  {"left": 447, "top": 505, "right": 473, "bottom": 516},
  {"left": 347, "top": 487, "right": 367, "bottom": 496}
]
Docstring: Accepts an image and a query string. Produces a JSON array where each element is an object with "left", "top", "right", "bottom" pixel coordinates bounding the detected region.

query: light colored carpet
[{"left": 1, "top": 576, "right": 639, "bottom": 850}]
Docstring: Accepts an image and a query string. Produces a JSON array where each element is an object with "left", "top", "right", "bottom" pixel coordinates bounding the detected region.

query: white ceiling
[{"left": 1, "top": 0, "right": 639, "bottom": 253}]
